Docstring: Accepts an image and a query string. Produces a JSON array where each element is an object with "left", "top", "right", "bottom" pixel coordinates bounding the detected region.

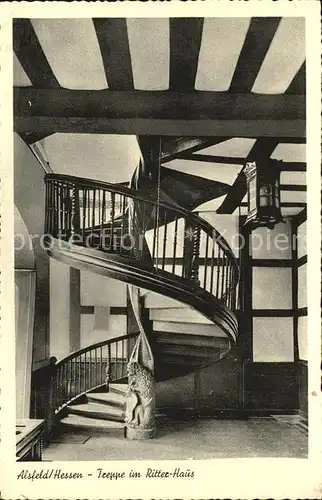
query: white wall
[
  {"left": 80, "top": 271, "right": 128, "bottom": 349},
  {"left": 253, "top": 317, "right": 294, "bottom": 362},
  {"left": 49, "top": 260, "right": 71, "bottom": 359},
  {"left": 14, "top": 132, "right": 50, "bottom": 363},
  {"left": 81, "top": 271, "right": 127, "bottom": 307},
  {"left": 251, "top": 220, "right": 294, "bottom": 362}
]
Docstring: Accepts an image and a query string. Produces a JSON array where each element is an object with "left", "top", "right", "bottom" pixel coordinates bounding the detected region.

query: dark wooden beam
[
  {"left": 93, "top": 18, "right": 133, "bottom": 90},
  {"left": 161, "top": 137, "right": 229, "bottom": 163},
  {"left": 177, "top": 153, "right": 306, "bottom": 171},
  {"left": 252, "top": 309, "right": 294, "bottom": 317},
  {"left": 240, "top": 201, "right": 306, "bottom": 208},
  {"left": 281, "top": 184, "right": 306, "bottom": 192},
  {"left": 169, "top": 18, "right": 204, "bottom": 90},
  {"left": 216, "top": 138, "right": 279, "bottom": 214},
  {"left": 13, "top": 19, "right": 60, "bottom": 88},
  {"left": 14, "top": 88, "right": 305, "bottom": 138},
  {"left": 229, "top": 17, "right": 281, "bottom": 92},
  {"left": 286, "top": 62, "right": 306, "bottom": 95},
  {"left": 20, "top": 131, "right": 54, "bottom": 144},
  {"left": 252, "top": 259, "right": 292, "bottom": 267}
]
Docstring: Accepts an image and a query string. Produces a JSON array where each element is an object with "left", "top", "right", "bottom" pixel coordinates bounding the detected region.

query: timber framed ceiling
[{"left": 13, "top": 17, "right": 306, "bottom": 216}]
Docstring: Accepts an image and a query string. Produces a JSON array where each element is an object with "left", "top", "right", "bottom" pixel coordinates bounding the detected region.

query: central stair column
[{"left": 125, "top": 286, "right": 156, "bottom": 439}]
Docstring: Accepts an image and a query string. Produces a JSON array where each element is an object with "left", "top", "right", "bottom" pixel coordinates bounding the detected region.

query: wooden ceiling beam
[
  {"left": 161, "top": 137, "right": 230, "bottom": 163},
  {"left": 286, "top": 62, "right": 306, "bottom": 95},
  {"left": 93, "top": 18, "right": 134, "bottom": 90},
  {"left": 175, "top": 153, "right": 307, "bottom": 171},
  {"left": 216, "top": 138, "right": 279, "bottom": 214},
  {"left": 169, "top": 18, "right": 204, "bottom": 90},
  {"left": 13, "top": 19, "right": 60, "bottom": 89},
  {"left": 14, "top": 88, "right": 305, "bottom": 138},
  {"left": 229, "top": 17, "right": 281, "bottom": 93}
]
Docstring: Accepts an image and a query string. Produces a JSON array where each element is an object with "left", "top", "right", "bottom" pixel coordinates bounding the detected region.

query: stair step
[
  {"left": 109, "top": 383, "right": 128, "bottom": 396},
  {"left": 152, "top": 320, "right": 227, "bottom": 338},
  {"left": 67, "top": 403, "right": 125, "bottom": 422},
  {"left": 87, "top": 392, "right": 125, "bottom": 408},
  {"left": 154, "top": 343, "right": 223, "bottom": 358},
  {"left": 153, "top": 331, "right": 229, "bottom": 349},
  {"left": 61, "top": 414, "right": 125, "bottom": 432},
  {"left": 149, "top": 308, "right": 212, "bottom": 324},
  {"left": 145, "top": 292, "right": 186, "bottom": 309}
]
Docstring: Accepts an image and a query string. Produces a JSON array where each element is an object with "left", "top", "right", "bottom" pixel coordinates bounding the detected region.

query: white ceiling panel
[
  {"left": 197, "top": 138, "right": 256, "bottom": 158},
  {"left": 127, "top": 19, "right": 169, "bottom": 90},
  {"left": 252, "top": 18, "right": 305, "bottom": 94},
  {"left": 13, "top": 52, "right": 32, "bottom": 87},
  {"left": 195, "top": 196, "right": 227, "bottom": 212},
  {"left": 165, "top": 159, "right": 242, "bottom": 185},
  {"left": 271, "top": 143, "right": 306, "bottom": 162},
  {"left": 281, "top": 191, "right": 306, "bottom": 203},
  {"left": 281, "top": 206, "right": 303, "bottom": 216},
  {"left": 31, "top": 19, "right": 108, "bottom": 89},
  {"left": 195, "top": 18, "right": 250, "bottom": 91},
  {"left": 42, "top": 134, "right": 140, "bottom": 184}
]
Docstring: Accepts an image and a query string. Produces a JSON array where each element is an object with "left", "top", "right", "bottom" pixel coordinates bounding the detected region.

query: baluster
[
  {"left": 44, "top": 180, "right": 49, "bottom": 233},
  {"left": 94, "top": 348, "right": 97, "bottom": 388},
  {"left": 82, "top": 189, "right": 86, "bottom": 243},
  {"left": 224, "top": 258, "right": 229, "bottom": 306},
  {"left": 152, "top": 206, "right": 157, "bottom": 264},
  {"left": 100, "top": 190, "right": 105, "bottom": 249},
  {"left": 220, "top": 252, "right": 225, "bottom": 300},
  {"left": 122, "top": 194, "right": 127, "bottom": 254},
  {"left": 203, "top": 235, "right": 209, "bottom": 290},
  {"left": 210, "top": 244, "right": 215, "bottom": 294},
  {"left": 172, "top": 217, "right": 179, "bottom": 274},
  {"left": 110, "top": 192, "right": 115, "bottom": 251},
  {"left": 89, "top": 350, "right": 92, "bottom": 391},
  {"left": 190, "top": 224, "right": 200, "bottom": 284},
  {"left": 71, "top": 184, "right": 80, "bottom": 244},
  {"left": 78, "top": 355, "right": 81, "bottom": 396},
  {"left": 121, "top": 339, "right": 125, "bottom": 378},
  {"left": 83, "top": 352, "right": 87, "bottom": 393},
  {"left": 162, "top": 210, "right": 168, "bottom": 270},
  {"left": 108, "top": 344, "right": 112, "bottom": 383},
  {"left": 115, "top": 341, "right": 119, "bottom": 379},
  {"left": 216, "top": 247, "right": 221, "bottom": 298},
  {"left": 91, "top": 190, "right": 96, "bottom": 237},
  {"left": 99, "top": 347, "right": 103, "bottom": 385}
]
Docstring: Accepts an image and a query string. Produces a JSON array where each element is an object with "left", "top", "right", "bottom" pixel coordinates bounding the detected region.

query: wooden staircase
[{"left": 43, "top": 173, "right": 240, "bottom": 435}]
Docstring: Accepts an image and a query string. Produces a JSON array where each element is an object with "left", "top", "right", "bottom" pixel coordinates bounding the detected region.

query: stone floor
[{"left": 43, "top": 418, "right": 307, "bottom": 461}]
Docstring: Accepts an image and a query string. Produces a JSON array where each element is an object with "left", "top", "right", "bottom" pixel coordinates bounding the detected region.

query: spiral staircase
[{"left": 44, "top": 173, "right": 239, "bottom": 436}]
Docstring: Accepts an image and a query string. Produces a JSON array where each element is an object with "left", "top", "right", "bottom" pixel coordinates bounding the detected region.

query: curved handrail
[
  {"left": 45, "top": 173, "right": 238, "bottom": 269},
  {"left": 45, "top": 173, "right": 239, "bottom": 312},
  {"left": 52, "top": 332, "right": 139, "bottom": 414},
  {"left": 56, "top": 332, "right": 138, "bottom": 368}
]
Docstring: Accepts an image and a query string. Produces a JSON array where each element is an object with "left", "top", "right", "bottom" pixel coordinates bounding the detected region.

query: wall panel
[
  {"left": 252, "top": 267, "right": 292, "bottom": 310},
  {"left": 253, "top": 317, "right": 294, "bottom": 362}
]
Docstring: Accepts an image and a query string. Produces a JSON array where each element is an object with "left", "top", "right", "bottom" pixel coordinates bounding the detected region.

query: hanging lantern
[{"left": 244, "top": 159, "right": 283, "bottom": 230}]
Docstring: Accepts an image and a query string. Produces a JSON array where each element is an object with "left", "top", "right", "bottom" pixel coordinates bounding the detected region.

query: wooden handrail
[
  {"left": 45, "top": 173, "right": 238, "bottom": 272},
  {"left": 55, "top": 332, "right": 138, "bottom": 368}
]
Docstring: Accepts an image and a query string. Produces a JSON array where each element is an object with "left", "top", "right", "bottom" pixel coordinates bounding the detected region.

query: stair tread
[
  {"left": 152, "top": 320, "right": 227, "bottom": 338},
  {"left": 68, "top": 403, "right": 124, "bottom": 416},
  {"left": 88, "top": 392, "right": 125, "bottom": 405},
  {"left": 150, "top": 308, "right": 212, "bottom": 324},
  {"left": 61, "top": 414, "right": 125, "bottom": 429},
  {"left": 109, "top": 383, "right": 127, "bottom": 395}
]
